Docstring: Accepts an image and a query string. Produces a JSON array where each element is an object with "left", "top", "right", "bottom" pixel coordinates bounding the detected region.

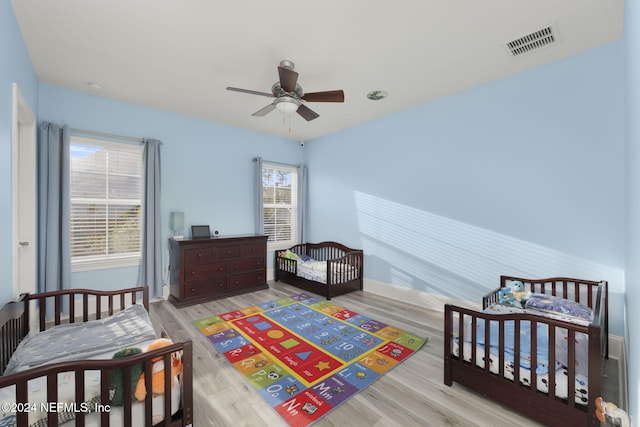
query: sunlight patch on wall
[{"left": 354, "top": 191, "right": 623, "bottom": 299}]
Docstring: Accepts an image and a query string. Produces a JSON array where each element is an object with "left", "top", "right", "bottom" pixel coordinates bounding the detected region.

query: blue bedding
[{"left": 466, "top": 303, "right": 589, "bottom": 376}]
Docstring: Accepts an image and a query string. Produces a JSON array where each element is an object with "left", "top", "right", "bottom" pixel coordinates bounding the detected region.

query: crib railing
[{"left": 275, "top": 242, "right": 363, "bottom": 285}]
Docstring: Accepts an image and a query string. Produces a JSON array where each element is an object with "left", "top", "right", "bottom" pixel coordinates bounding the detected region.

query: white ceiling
[{"left": 11, "top": 0, "right": 624, "bottom": 142}]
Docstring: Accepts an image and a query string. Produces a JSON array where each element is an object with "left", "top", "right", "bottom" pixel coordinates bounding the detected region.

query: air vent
[{"left": 505, "top": 24, "right": 558, "bottom": 57}]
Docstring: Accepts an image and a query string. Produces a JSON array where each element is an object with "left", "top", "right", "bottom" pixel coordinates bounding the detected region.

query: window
[
  {"left": 262, "top": 163, "right": 298, "bottom": 249},
  {"left": 70, "top": 136, "right": 143, "bottom": 271}
]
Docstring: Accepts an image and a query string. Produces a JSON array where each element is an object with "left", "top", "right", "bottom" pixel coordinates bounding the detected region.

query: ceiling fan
[{"left": 226, "top": 60, "right": 344, "bottom": 121}]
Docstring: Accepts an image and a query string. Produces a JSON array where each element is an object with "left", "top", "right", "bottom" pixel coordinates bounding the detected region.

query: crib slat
[
  {"left": 108, "top": 295, "right": 114, "bottom": 316},
  {"left": 548, "top": 325, "right": 556, "bottom": 399},
  {"left": 120, "top": 363, "right": 132, "bottom": 425},
  {"left": 164, "top": 353, "right": 172, "bottom": 424},
  {"left": 100, "top": 369, "right": 110, "bottom": 426},
  {"left": 567, "top": 328, "right": 576, "bottom": 408},
  {"left": 69, "top": 293, "right": 75, "bottom": 323},
  {"left": 484, "top": 319, "right": 491, "bottom": 372},
  {"left": 83, "top": 293, "right": 89, "bottom": 322},
  {"left": 47, "top": 372, "right": 58, "bottom": 426},
  {"left": 530, "top": 320, "right": 537, "bottom": 391},
  {"left": 54, "top": 295, "right": 61, "bottom": 325},
  {"left": 498, "top": 321, "right": 505, "bottom": 377},
  {"left": 513, "top": 319, "right": 520, "bottom": 384},
  {"left": 16, "top": 380, "right": 28, "bottom": 426},
  {"left": 96, "top": 296, "right": 102, "bottom": 320},
  {"left": 75, "top": 368, "right": 86, "bottom": 427},
  {"left": 471, "top": 315, "right": 477, "bottom": 367}
]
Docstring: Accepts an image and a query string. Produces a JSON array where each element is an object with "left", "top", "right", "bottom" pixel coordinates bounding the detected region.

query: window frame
[
  {"left": 261, "top": 162, "right": 299, "bottom": 251},
  {"left": 69, "top": 136, "right": 143, "bottom": 272}
]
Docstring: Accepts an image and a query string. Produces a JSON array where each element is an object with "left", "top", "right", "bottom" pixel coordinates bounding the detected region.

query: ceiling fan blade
[
  {"left": 252, "top": 103, "right": 276, "bottom": 117},
  {"left": 227, "top": 87, "right": 274, "bottom": 97},
  {"left": 302, "top": 90, "right": 345, "bottom": 103},
  {"left": 297, "top": 104, "right": 319, "bottom": 121},
  {"left": 278, "top": 66, "right": 299, "bottom": 93}
]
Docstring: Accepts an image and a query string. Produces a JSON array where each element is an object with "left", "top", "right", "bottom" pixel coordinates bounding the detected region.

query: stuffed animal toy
[
  {"left": 498, "top": 280, "right": 532, "bottom": 307},
  {"left": 596, "top": 397, "right": 630, "bottom": 427},
  {"left": 134, "top": 338, "right": 183, "bottom": 401},
  {"left": 108, "top": 347, "right": 143, "bottom": 406}
]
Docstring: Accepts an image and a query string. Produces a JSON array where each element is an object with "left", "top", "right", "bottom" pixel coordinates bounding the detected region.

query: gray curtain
[
  {"left": 253, "top": 157, "right": 264, "bottom": 235},
  {"left": 37, "top": 122, "right": 71, "bottom": 293},
  {"left": 297, "top": 164, "right": 307, "bottom": 244},
  {"left": 138, "top": 139, "right": 162, "bottom": 298}
]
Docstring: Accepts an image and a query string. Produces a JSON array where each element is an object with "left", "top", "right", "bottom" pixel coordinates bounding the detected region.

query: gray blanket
[{"left": 3, "top": 304, "right": 157, "bottom": 375}]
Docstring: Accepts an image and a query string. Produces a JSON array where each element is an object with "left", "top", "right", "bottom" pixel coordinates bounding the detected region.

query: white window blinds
[
  {"left": 70, "top": 136, "right": 143, "bottom": 269},
  {"left": 262, "top": 163, "right": 298, "bottom": 249}
]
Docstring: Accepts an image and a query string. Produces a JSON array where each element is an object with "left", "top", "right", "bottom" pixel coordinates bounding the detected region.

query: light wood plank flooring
[{"left": 149, "top": 282, "right": 618, "bottom": 427}]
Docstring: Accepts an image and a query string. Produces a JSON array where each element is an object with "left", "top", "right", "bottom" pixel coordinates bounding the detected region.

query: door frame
[{"left": 12, "top": 82, "right": 37, "bottom": 298}]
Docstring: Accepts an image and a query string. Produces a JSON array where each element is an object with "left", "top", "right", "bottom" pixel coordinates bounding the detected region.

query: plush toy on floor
[
  {"left": 134, "top": 338, "right": 183, "bottom": 401},
  {"left": 498, "top": 280, "right": 532, "bottom": 308},
  {"left": 596, "top": 397, "right": 630, "bottom": 427}
]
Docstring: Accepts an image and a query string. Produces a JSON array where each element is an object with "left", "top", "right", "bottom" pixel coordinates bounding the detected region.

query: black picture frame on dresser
[{"left": 168, "top": 234, "right": 268, "bottom": 307}]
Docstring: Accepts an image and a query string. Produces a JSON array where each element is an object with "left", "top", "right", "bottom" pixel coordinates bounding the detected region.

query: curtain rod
[{"left": 69, "top": 128, "right": 161, "bottom": 144}]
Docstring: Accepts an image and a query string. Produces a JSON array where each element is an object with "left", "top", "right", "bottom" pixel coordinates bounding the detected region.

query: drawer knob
[
  {"left": 234, "top": 280, "right": 239, "bottom": 285},
  {"left": 226, "top": 250, "right": 231, "bottom": 255},
  {"left": 234, "top": 265, "right": 238, "bottom": 269},
  {"left": 190, "top": 288, "right": 195, "bottom": 292},
  {"left": 191, "top": 271, "right": 196, "bottom": 276},
  {"left": 251, "top": 248, "right": 256, "bottom": 252},
  {"left": 197, "top": 253, "right": 203, "bottom": 258},
  {"left": 218, "top": 267, "right": 223, "bottom": 271}
]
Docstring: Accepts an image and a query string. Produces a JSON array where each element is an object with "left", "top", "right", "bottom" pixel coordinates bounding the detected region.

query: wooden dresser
[{"left": 168, "top": 235, "right": 268, "bottom": 307}]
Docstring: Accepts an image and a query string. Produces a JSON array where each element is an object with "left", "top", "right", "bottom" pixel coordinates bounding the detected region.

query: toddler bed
[
  {"left": 0, "top": 287, "right": 193, "bottom": 427},
  {"left": 444, "top": 276, "right": 608, "bottom": 427},
  {"left": 275, "top": 241, "right": 363, "bottom": 299}
]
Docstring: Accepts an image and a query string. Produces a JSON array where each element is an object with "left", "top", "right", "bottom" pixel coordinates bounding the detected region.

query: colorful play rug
[{"left": 194, "top": 293, "right": 427, "bottom": 427}]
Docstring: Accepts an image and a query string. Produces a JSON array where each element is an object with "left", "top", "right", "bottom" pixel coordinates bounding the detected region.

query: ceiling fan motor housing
[{"left": 272, "top": 82, "right": 304, "bottom": 98}]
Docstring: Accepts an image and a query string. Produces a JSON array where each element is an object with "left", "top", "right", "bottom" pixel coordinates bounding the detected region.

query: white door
[{"left": 12, "top": 83, "right": 37, "bottom": 298}]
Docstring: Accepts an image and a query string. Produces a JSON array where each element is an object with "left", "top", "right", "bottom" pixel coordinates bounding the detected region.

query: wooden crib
[{"left": 275, "top": 241, "right": 363, "bottom": 299}]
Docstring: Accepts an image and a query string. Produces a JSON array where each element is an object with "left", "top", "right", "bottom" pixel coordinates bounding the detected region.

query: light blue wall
[
  {"left": 38, "top": 84, "right": 302, "bottom": 290},
  {"left": 0, "top": 0, "right": 38, "bottom": 302},
  {"left": 3, "top": 1, "right": 635, "bottom": 418},
  {"left": 625, "top": 0, "right": 640, "bottom": 421},
  {"left": 305, "top": 41, "right": 626, "bottom": 335}
]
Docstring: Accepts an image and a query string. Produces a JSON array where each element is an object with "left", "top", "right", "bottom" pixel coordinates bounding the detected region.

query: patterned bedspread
[{"left": 3, "top": 304, "right": 157, "bottom": 375}]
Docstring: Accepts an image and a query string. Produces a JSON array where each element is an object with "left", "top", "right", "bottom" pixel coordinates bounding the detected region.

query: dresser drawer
[
  {"left": 228, "top": 257, "right": 265, "bottom": 273},
  {"left": 241, "top": 242, "right": 265, "bottom": 257},
  {"left": 184, "top": 262, "right": 226, "bottom": 280},
  {"left": 213, "top": 245, "right": 241, "bottom": 259},
  {"left": 169, "top": 235, "right": 267, "bottom": 308},
  {"left": 184, "top": 248, "right": 213, "bottom": 265},
  {"left": 184, "top": 278, "right": 227, "bottom": 298},
  {"left": 228, "top": 271, "right": 266, "bottom": 291}
]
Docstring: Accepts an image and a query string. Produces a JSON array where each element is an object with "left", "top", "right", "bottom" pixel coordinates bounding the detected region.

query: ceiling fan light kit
[
  {"left": 226, "top": 59, "right": 344, "bottom": 122},
  {"left": 274, "top": 96, "right": 300, "bottom": 114}
]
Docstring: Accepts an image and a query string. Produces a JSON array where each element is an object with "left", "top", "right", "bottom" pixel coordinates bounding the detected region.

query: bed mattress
[
  {"left": 296, "top": 260, "right": 356, "bottom": 284},
  {"left": 0, "top": 338, "right": 181, "bottom": 427}
]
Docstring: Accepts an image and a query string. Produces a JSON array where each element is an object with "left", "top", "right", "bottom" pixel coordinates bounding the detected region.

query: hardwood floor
[{"left": 149, "top": 281, "right": 618, "bottom": 427}]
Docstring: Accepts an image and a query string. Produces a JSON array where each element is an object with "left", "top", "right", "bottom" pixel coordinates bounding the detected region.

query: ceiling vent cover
[{"left": 506, "top": 24, "right": 558, "bottom": 57}]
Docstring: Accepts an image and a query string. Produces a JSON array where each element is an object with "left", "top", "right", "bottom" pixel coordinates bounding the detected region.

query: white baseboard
[{"left": 363, "top": 278, "right": 482, "bottom": 312}]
